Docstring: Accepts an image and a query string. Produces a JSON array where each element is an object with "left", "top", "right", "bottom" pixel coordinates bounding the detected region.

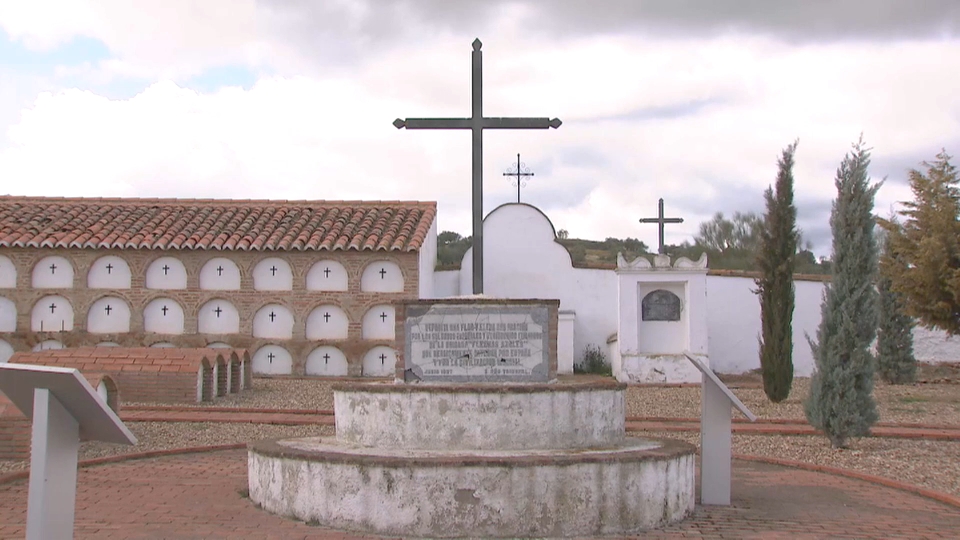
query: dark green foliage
[
  {"left": 574, "top": 344, "right": 611, "bottom": 375},
  {"left": 804, "top": 138, "right": 881, "bottom": 448},
  {"left": 877, "top": 234, "right": 917, "bottom": 384},
  {"left": 877, "top": 152, "right": 960, "bottom": 336},
  {"left": 756, "top": 141, "right": 800, "bottom": 402},
  {"left": 436, "top": 231, "right": 472, "bottom": 266}
]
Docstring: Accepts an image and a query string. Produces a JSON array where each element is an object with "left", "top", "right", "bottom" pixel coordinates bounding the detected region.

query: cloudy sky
[{"left": 2, "top": 1, "right": 959, "bottom": 256}]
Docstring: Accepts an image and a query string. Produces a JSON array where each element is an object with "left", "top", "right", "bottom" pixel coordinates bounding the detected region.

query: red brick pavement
[{"left": 1, "top": 449, "right": 959, "bottom": 539}]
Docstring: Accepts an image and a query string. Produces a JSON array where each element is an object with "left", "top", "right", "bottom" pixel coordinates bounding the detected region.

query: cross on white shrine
[
  {"left": 48, "top": 303, "right": 57, "bottom": 313},
  {"left": 104, "top": 305, "right": 112, "bottom": 316},
  {"left": 503, "top": 153, "right": 534, "bottom": 203},
  {"left": 394, "top": 38, "right": 561, "bottom": 294},
  {"left": 379, "top": 268, "right": 387, "bottom": 279},
  {"left": 639, "top": 198, "right": 685, "bottom": 255},
  {"left": 49, "top": 263, "right": 57, "bottom": 274},
  {"left": 323, "top": 353, "right": 330, "bottom": 364},
  {"left": 379, "top": 312, "right": 388, "bottom": 322},
  {"left": 105, "top": 263, "right": 114, "bottom": 274},
  {"left": 270, "top": 266, "right": 278, "bottom": 276},
  {"left": 267, "top": 352, "right": 275, "bottom": 364},
  {"left": 323, "top": 267, "right": 331, "bottom": 278},
  {"left": 214, "top": 306, "right": 223, "bottom": 318},
  {"left": 216, "top": 266, "right": 224, "bottom": 276},
  {"left": 379, "top": 353, "right": 387, "bottom": 365},
  {"left": 269, "top": 311, "right": 277, "bottom": 322},
  {"left": 323, "top": 312, "right": 331, "bottom": 322},
  {"left": 161, "top": 305, "right": 169, "bottom": 316},
  {"left": 162, "top": 264, "right": 170, "bottom": 275}
]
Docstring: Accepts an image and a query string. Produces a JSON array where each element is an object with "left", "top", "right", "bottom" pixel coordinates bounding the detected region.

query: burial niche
[
  {"left": 641, "top": 289, "right": 682, "bottom": 322},
  {"left": 253, "top": 304, "right": 294, "bottom": 339},
  {"left": 143, "top": 298, "right": 185, "bottom": 334},
  {"left": 199, "top": 257, "right": 241, "bottom": 290},
  {"left": 253, "top": 258, "right": 293, "bottom": 291},
  {"left": 198, "top": 299, "right": 240, "bottom": 335},
  {"left": 87, "top": 255, "right": 132, "bottom": 289},
  {"left": 146, "top": 257, "right": 188, "bottom": 289},
  {"left": 252, "top": 345, "right": 293, "bottom": 375},
  {"left": 32, "top": 339, "right": 64, "bottom": 351},
  {"left": 87, "top": 296, "right": 131, "bottom": 334},
  {"left": 31, "top": 295, "right": 74, "bottom": 332},
  {"left": 306, "top": 346, "right": 348, "bottom": 376},
  {"left": 0, "top": 297, "right": 15, "bottom": 332},
  {"left": 0, "top": 339, "right": 13, "bottom": 363},
  {"left": 360, "top": 261, "right": 403, "bottom": 293},
  {"left": 0, "top": 255, "right": 16, "bottom": 288},
  {"left": 32, "top": 255, "right": 74, "bottom": 289},
  {"left": 306, "top": 260, "right": 348, "bottom": 291},
  {"left": 306, "top": 305, "right": 348, "bottom": 340},
  {"left": 361, "top": 305, "right": 395, "bottom": 340},
  {"left": 362, "top": 346, "right": 397, "bottom": 377}
]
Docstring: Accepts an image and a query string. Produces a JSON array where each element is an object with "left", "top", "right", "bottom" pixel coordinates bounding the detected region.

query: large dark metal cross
[
  {"left": 639, "top": 198, "right": 684, "bottom": 255},
  {"left": 394, "top": 38, "right": 561, "bottom": 294}
]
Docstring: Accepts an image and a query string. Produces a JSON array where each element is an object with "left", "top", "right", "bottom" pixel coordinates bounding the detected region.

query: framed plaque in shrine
[{"left": 641, "top": 289, "right": 682, "bottom": 321}]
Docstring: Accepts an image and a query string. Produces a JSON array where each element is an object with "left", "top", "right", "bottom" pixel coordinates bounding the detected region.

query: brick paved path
[{"left": 1, "top": 449, "right": 959, "bottom": 539}]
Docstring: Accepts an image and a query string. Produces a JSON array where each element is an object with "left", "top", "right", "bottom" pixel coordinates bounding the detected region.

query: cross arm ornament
[{"left": 394, "top": 118, "right": 561, "bottom": 130}]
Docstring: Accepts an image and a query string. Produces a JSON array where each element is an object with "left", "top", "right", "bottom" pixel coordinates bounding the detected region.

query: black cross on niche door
[
  {"left": 379, "top": 312, "right": 388, "bottom": 322},
  {"left": 216, "top": 266, "right": 224, "bottom": 276},
  {"left": 214, "top": 306, "right": 223, "bottom": 318},
  {"left": 162, "top": 264, "right": 171, "bottom": 275},
  {"left": 104, "top": 305, "right": 112, "bottom": 316},
  {"left": 269, "top": 311, "right": 277, "bottom": 322},
  {"left": 105, "top": 263, "right": 114, "bottom": 274},
  {"left": 49, "top": 303, "right": 57, "bottom": 314},
  {"left": 49, "top": 263, "right": 57, "bottom": 274},
  {"left": 270, "top": 266, "right": 278, "bottom": 276},
  {"left": 323, "top": 267, "right": 331, "bottom": 278},
  {"left": 161, "top": 305, "right": 169, "bottom": 316},
  {"left": 323, "top": 312, "right": 331, "bottom": 322},
  {"left": 267, "top": 352, "right": 275, "bottom": 364},
  {"left": 379, "top": 353, "right": 387, "bottom": 365},
  {"left": 379, "top": 268, "right": 387, "bottom": 279},
  {"left": 323, "top": 353, "right": 330, "bottom": 365}
]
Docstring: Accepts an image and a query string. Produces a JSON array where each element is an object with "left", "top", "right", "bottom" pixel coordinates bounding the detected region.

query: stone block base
[{"left": 616, "top": 353, "right": 706, "bottom": 384}]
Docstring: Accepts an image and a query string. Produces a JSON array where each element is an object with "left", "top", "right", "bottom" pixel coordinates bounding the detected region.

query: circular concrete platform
[{"left": 248, "top": 436, "right": 696, "bottom": 538}]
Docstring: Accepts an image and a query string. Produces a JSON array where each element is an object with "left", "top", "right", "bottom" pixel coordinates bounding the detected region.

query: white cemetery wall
[
  {"left": 253, "top": 258, "right": 293, "bottom": 291},
  {"left": 456, "top": 204, "right": 619, "bottom": 364},
  {"left": 433, "top": 269, "right": 460, "bottom": 297},
  {"left": 0, "top": 297, "right": 16, "bottom": 332},
  {"left": 418, "top": 218, "right": 438, "bottom": 298},
  {"left": 198, "top": 257, "right": 241, "bottom": 290},
  {"left": 252, "top": 304, "right": 294, "bottom": 339},
  {"left": 360, "top": 261, "right": 404, "bottom": 293},
  {"left": 0, "top": 339, "right": 13, "bottom": 362},
  {"left": 145, "top": 257, "right": 187, "bottom": 289},
  {"left": 198, "top": 299, "right": 241, "bottom": 334},
  {"left": 87, "top": 256, "right": 132, "bottom": 289},
  {"left": 305, "top": 260, "right": 348, "bottom": 291},
  {"left": 143, "top": 298, "right": 185, "bottom": 334},
  {"left": 361, "top": 305, "right": 395, "bottom": 340},
  {"left": 87, "top": 296, "right": 131, "bottom": 334},
  {"left": 306, "top": 346, "right": 349, "bottom": 376},
  {"left": 0, "top": 255, "right": 15, "bottom": 288},
  {"left": 32, "top": 255, "right": 74, "bottom": 288},
  {"left": 252, "top": 345, "right": 293, "bottom": 374},
  {"left": 31, "top": 295, "right": 74, "bottom": 332},
  {"left": 362, "top": 345, "right": 397, "bottom": 377}
]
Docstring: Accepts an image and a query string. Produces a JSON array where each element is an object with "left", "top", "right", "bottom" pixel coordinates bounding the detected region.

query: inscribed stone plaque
[
  {"left": 641, "top": 290, "right": 681, "bottom": 321},
  {"left": 404, "top": 304, "right": 550, "bottom": 382}
]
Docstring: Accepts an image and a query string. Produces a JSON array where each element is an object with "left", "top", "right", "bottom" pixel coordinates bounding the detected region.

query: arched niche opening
[
  {"left": 198, "top": 299, "right": 240, "bottom": 335},
  {"left": 145, "top": 256, "right": 187, "bottom": 290},
  {"left": 306, "top": 260, "right": 348, "bottom": 291},
  {"left": 150, "top": 342, "right": 176, "bottom": 348},
  {"left": 32, "top": 339, "right": 64, "bottom": 352},
  {"left": 362, "top": 346, "right": 397, "bottom": 377},
  {"left": 87, "top": 296, "right": 131, "bottom": 334},
  {"left": 252, "top": 345, "right": 293, "bottom": 375},
  {"left": 31, "top": 295, "right": 74, "bottom": 332},
  {"left": 32, "top": 255, "right": 74, "bottom": 289},
  {"left": 360, "top": 260, "right": 403, "bottom": 293},
  {"left": 96, "top": 342, "right": 120, "bottom": 347},
  {"left": 206, "top": 341, "right": 232, "bottom": 349},
  {"left": 199, "top": 257, "right": 241, "bottom": 290},
  {"left": 0, "top": 297, "right": 16, "bottom": 332},
  {"left": 253, "top": 257, "right": 293, "bottom": 291},
  {"left": 306, "top": 346, "right": 348, "bottom": 376},
  {"left": 0, "top": 255, "right": 16, "bottom": 288},
  {"left": 252, "top": 304, "right": 294, "bottom": 339},
  {"left": 0, "top": 339, "right": 13, "bottom": 363},
  {"left": 87, "top": 255, "right": 132, "bottom": 289},
  {"left": 361, "top": 305, "right": 395, "bottom": 340},
  {"left": 143, "top": 298, "right": 185, "bottom": 334},
  {"left": 306, "top": 305, "right": 349, "bottom": 340},
  {"left": 641, "top": 289, "right": 682, "bottom": 322}
]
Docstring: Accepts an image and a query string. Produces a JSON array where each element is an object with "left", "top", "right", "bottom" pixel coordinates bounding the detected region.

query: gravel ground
[{"left": 3, "top": 376, "right": 959, "bottom": 498}]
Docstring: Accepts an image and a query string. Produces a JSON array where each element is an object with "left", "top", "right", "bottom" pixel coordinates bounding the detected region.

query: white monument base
[
  {"left": 248, "top": 381, "right": 696, "bottom": 537},
  {"left": 616, "top": 353, "right": 706, "bottom": 384}
]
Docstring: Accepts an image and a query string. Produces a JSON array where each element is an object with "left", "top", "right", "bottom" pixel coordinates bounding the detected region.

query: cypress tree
[
  {"left": 756, "top": 141, "right": 800, "bottom": 402},
  {"left": 877, "top": 232, "right": 917, "bottom": 384},
  {"left": 804, "top": 138, "right": 881, "bottom": 448}
]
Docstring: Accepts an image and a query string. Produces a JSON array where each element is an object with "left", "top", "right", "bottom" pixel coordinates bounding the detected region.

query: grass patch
[
  {"left": 573, "top": 344, "right": 612, "bottom": 376},
  {"left": 237, "top": 488, "right": 249, "bottom": 499},
  {"left": 898, "top": 396, "right": 931, "bottom": 404},
  {"left": 306, "top": 518, "right": 320, "bottom": 527}
]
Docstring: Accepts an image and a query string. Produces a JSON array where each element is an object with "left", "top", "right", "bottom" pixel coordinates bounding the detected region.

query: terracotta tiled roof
[
  {"left": 10, "top": 347, "right": 221, "bottom": 372},
  {"left": 0, "top": 196, "right": 437, "bottom": 252}
]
